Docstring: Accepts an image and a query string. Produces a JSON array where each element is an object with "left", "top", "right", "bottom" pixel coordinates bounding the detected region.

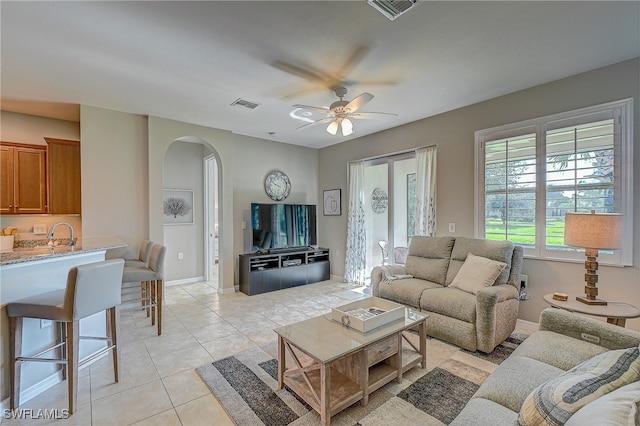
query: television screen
[{"left": 251, "top": 203, "right": 317, "bottom": 251}]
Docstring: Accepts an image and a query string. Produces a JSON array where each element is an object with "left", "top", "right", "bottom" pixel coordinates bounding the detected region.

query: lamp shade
[
  {"left": 564, "top": 211, "right": 623, "bottom": 249},
  {"left": 326, "top": 120, "right": 339, "bottom": 135}
]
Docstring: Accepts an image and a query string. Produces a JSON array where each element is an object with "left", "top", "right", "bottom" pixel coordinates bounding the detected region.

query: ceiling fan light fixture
[
  {"left": 341, "top": 118, "right": 354, "bottom": 136},
  {"left": 326, "top": 120, "right": 339, "bottom": 135}
]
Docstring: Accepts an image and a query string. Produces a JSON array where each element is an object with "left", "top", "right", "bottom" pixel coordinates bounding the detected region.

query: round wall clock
[
  {"left": 264, "top": 170, "right": 291, "bottom": 201},
  {"left": 371, "top": 187, "right": 388, "bottom": 214}
]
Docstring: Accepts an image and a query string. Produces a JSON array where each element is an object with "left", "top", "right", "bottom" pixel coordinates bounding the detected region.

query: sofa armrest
[
  {"left": 475, "top": 285, "right": 520, "bottom": 352},
  {"left": 477, "top": 284, "right": 519, "bottom": 305},
  {"left": 370, "top": 265, "right": 407, "bottom": 297},
  {"left": 539, "top": 307, "right": 640, "bottom": 350}
]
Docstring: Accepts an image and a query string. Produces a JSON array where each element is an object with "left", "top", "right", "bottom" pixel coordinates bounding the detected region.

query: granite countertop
[{"left": 0, "top": 236, "right": 127, "bottom": 266}]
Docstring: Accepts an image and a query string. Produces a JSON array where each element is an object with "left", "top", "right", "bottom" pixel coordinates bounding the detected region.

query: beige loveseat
[
  {"left": 452, "top": 308, "right": 640, "bottom": 425},
  {"left": 371, "top": 236, "right": 523, "bottom": 353}
]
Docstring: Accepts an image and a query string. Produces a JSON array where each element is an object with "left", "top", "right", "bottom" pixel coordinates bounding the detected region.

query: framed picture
[
  {"left": 163, "top": 189, "right": 194, "bottom": 225},
  {"left": 323, "top": 189, "right": 341, "bottom": 216}
]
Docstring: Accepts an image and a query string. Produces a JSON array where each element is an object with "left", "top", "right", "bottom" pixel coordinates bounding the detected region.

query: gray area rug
[{"left": 196, "top": 332, "right": 527, "bottom": 426}]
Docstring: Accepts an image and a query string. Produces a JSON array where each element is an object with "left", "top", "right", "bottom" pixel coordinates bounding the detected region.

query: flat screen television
[{"left": 251, "top": 203, "right": 317, "bottom": 251}]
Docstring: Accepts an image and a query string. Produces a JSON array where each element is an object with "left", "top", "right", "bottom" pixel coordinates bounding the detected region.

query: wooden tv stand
[{"left": 239, "top": 247, "right": 330, "bottom": 295}]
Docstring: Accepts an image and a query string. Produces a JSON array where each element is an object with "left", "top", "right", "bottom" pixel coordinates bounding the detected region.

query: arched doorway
[{"left": 163, "top": 137, "right": 221, "bottom": 289}]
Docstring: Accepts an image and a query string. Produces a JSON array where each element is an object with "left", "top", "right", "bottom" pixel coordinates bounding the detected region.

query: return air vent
[
  {"left": 368, "top": 0, "right": 419, "bottom": 21},
  {"left": 231, "top": 98, "right": 261, "bottom": 110}
]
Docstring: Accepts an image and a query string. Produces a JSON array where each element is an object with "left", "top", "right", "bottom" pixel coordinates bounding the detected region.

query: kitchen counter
[{"left": 0, "top": 236, "right": 127, "bottom": 266}]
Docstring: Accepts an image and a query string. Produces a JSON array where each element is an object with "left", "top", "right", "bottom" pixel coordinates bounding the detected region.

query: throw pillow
[
  {"left": 565, "top": 381, "right": 640, "bottom": 426},
  {"left": 449, "top": 253, "right": 507, "bottom": 294},
  {"left": 518, "top": 344, "right": 640, "bottom": 426}
]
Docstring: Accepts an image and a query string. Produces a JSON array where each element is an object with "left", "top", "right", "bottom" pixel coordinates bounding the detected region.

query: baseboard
[
  {"left": 223, "top": 285, "right": 238, "bottom": 295},
  {"left": 0, "top": 346, "right": 111, "bottom": 410},
  {"left": 330, "top": 274, "right": 344, "bottom": 282},
  {"left": 165, "top": 276, "right": 205, "bottom": 287},
  {"left": 516, "top": 318, "right": 539, "bottom": 332},
  {"left": 0, "top": 369, "right": 64, "bottom": 410}
]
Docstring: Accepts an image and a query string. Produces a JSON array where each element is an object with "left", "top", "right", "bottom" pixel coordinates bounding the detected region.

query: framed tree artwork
[{"left": 163, "top": 189, "right": 194, "bottom": 225}]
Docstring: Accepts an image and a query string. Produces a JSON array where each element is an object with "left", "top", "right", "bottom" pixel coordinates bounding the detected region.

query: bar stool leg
[
  {"left": 157, "top": 279, "right": 163, "bottom": 336},
  {"left": 151, "top": 280, "right": 156, "bottom": 327},
  {"left": 66, "top": 321, "right": 79, "bottom": 414},
  {"left": 59, "top": 321, "right": 67, "bottom": 381},
  {"left": 107, "top": 307, "right": 120, "bottom": 382},
  {"left": 9, "top": 316, "right": 23, "bottom": 409}
]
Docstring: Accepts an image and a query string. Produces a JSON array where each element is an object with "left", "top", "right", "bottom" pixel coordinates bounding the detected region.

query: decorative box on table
[{"left": 331, "top": 297, "right": 405, "bottom": 332}]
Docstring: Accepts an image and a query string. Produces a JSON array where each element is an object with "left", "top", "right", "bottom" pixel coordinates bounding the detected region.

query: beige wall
[
  {"left": 163, "top": 141, "right": 209, "bottom": 282},
  {"left": 318, "top": 58, "right": 640, "bottom": 331},
  {"left": 81, "top": 106, "right": 148, "bottom": 260},
  {"left": 0, "top": 111, "right": 79, "bottom": 145}
]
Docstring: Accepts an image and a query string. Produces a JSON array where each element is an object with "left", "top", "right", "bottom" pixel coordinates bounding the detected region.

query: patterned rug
[{"left": 196, "top": 332, "right": 528, "bottom": 426}]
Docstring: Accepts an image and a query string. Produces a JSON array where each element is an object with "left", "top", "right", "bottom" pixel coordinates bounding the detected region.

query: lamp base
[{"left": 576, "top": 296, "right": 608, "bottom": 306}]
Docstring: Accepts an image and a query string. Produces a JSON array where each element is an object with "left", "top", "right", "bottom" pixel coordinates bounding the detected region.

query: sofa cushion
[
  {"left": 564, "top": 381, "right": 640, "bottom": 426},
  {"left": 377, "top": 278, "right": 441, "bottom": 308},
  {"left": 420, "top": 287, "right": 477, "bottom": 323},
  {"left": 445, "top": 237, "right": 513, "bottom": 287},
  {"left": 518, "top": 345, "right": 640, "bottom": 426},
  {"left": 512, "top": 330, "right": 609, "bottom": 371},
  {"left": 449, "top": 253, "right": 507, "bottom": 294},
  {"left": 405, "top": 236, "right": 455, "bottom": 285},
  {"left": 473, "top": 355, "right": 564, "bottom": 413},
  {"left": 450, "top": 397, "right": 518, "bottom": 426}
]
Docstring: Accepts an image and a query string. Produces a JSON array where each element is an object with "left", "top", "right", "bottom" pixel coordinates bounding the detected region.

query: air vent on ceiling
[
  {"left": 231, "top": 98, "right": 260, "bottom": 110},
  {"left": 368, "top": 0, "right": 419, "bottom": 21}
]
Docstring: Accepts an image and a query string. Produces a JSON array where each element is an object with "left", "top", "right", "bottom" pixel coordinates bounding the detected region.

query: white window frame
[{"left": 474, "top": 99, "right": 633, "bottom": 266}]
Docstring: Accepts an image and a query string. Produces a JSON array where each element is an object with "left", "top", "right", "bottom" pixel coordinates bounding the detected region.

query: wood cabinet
[
  {"left": 0, "top": 143, "right": 47, "bottom": 214},
  {"left": 45, "top": 138, "right": 81, "bottom": 214}
]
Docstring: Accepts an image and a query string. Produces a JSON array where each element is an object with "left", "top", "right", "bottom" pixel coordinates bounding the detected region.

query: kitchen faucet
[{"left": 47, "top": 222, "right": 75, "bottom": 246}]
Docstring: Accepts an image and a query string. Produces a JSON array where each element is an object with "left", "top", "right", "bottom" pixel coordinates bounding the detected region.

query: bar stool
[
  {"left": 123, "top": 240, "right": 153, "bottom": 268},
  {"left": 121, "top": 244, "right": 166, "bottom": 335},
  {"left": 8, "top": 259, "right": 125, "bottom": 414}
]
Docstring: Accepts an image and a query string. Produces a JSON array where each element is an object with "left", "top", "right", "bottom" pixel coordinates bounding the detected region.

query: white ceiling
[{"left": 1, "top": 1, "right": 638, "bottom": 149}]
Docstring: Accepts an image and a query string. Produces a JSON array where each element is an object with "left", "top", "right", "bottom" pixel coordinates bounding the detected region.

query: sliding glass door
[{"left": 363, "top": 153, "right": 416, "bottom": 281}]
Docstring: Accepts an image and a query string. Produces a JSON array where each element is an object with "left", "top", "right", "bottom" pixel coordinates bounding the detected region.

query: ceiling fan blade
[
  {"left": 349, "top": 112, "right": 398, "bottom": 119},
  {"left": 283, "top": 86, "right": 328, "bottom": 99},
  {"left": 335, "top": 45, "right": 370, "bottom": 80},
  {"left": 345, "top": 93, "right": 374, "bottom": 112},
  {"left": 272, "top": 60, "right": 335, "bottom": 86},
  {"left": 293, "top": 104, "right": 332, "bottom": 114},
  {"left": 297, "top": 117, "right": 335, "bottom": 130}
]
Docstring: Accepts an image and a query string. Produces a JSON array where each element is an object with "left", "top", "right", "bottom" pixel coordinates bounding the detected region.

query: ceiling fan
[
  {"left": 272, "top": 45, "right": 397, "bottom": 99},
  {"left": 293, "top": 87, "right": 397, "bottom": 136}
]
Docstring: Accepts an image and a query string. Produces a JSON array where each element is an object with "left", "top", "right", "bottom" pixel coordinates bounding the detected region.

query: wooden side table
[{"left": 543, "top": 293, "right": 640, "bottom": 327}]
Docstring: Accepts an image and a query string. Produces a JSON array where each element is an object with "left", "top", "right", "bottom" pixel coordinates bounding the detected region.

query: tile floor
[
  {"left": 6, "top": 279, "right": 537, "bottom": 425},
  {"left": 5, "top": 279, "right": 373, "bottom": 425}
]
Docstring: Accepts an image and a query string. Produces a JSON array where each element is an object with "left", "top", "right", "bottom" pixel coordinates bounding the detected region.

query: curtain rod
[{"left": 347, "top": 144, "right": 436, "bottom": 164}]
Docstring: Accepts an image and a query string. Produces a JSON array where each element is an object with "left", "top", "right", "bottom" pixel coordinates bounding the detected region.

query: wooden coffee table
[{"left": 273, "top": 307, "right": 427, "bottom": 426}]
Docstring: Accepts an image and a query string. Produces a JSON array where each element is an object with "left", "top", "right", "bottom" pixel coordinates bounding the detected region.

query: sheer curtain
[
  {"left": 415, "top": 146, "right": 437, "bottom": 236},
  {"left": 345, "top": 161, "right": 367, "bottom": 285}
]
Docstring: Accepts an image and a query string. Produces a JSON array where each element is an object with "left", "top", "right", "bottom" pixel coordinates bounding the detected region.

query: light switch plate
[{"left": 33, "top": 224, "right": 47, "bottom": 235}]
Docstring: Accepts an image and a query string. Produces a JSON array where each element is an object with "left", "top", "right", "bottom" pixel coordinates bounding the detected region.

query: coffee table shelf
[{"left": 284, "top": 366, "right": 363, "bottom": 416}]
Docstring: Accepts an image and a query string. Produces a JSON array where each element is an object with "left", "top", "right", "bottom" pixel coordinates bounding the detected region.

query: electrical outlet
[
  {"left": 40, "top": 319, "right": 52, "bottom": 329},
  {"left": 448, "top": 223, "right": 456, "bottom": 233},
  {"left": 241, "top": 221, "right": 247, "bottom": 230},
  {"left": 178, "top": 252, "right": 184, "bottom": 260},
  {"left": 33, "top": 224, "right": 47, "bottom": 235},
  {"left": 520, "top": 274, "right": 529, "bottom": 289}
]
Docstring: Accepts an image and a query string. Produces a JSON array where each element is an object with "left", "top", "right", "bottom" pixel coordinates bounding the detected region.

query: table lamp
[{"left": 564, "top": 210, "right": 623, "bottom": 305}]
